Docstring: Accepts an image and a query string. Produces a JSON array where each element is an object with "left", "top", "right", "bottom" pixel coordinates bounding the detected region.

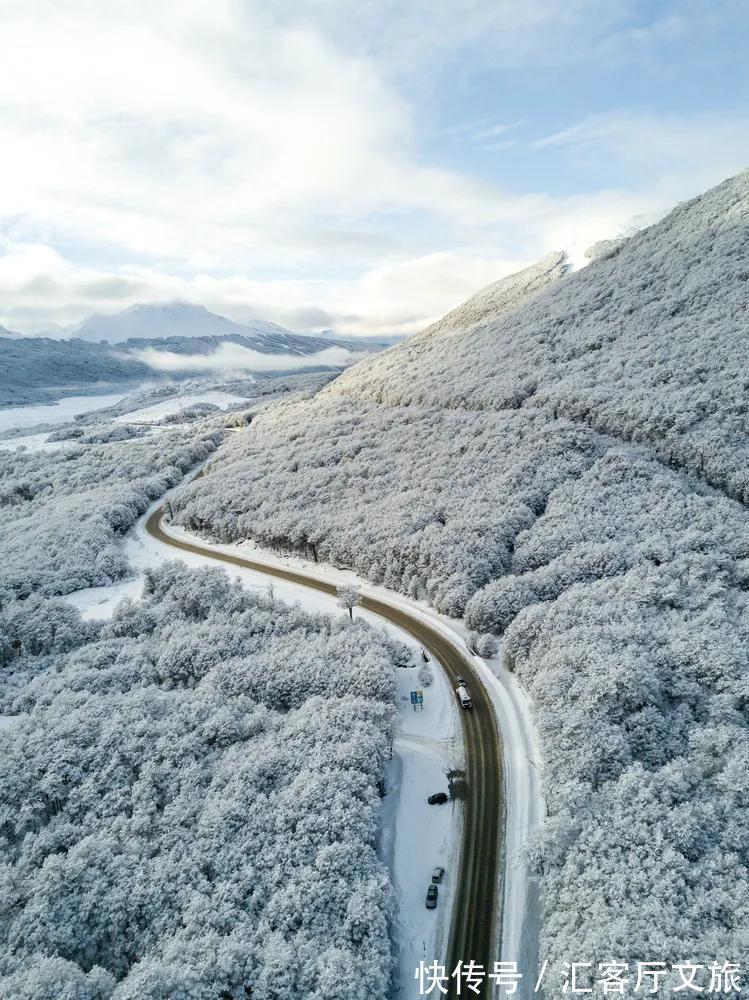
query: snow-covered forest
[
  {"left": 171, "top": 396, "right": 601, "bottom": 615},
  {"left": 0, "top": 425, "right": 223, "bottom": 600},
  {"left": 0, "top": 373, "right": 337, "bottom": 602},
  {"left": 491, "top": 450, "right": 749, "bottom": 974},
  {"left": 329, "top": 173, "right": 749, "bottom": 505},
  {"left": 0, "top": 563, "right": 398, "bottom": 999},
  {"left": 169, "top": 172, "right": 749, "bottom": 972},
  {"left": 0, "top": 336, "right": 149, "bottom": 408}
]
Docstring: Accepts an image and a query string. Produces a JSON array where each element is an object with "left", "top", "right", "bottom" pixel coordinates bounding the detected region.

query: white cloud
[
  {"left": 0, "top": 239, "right": 533, "bottom": 335},
  {"left": 0, "top": 2, "right": 746, "bottom": 337},
  {"left": 133, "top": 343, "right": 362, "bottom": 374},
  {"left": 0, "top": 0, "right": 514, "bottom": 271}
]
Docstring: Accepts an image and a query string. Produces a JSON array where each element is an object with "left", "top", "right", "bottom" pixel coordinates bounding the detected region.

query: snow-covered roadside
[
  {"left": 155, "top": 523, "right": 545, "bottom": 986},
  {"left": 469, "top": 651, "right": 543, "bottom": 994},
  {"left": 383, "top": 659, "right": 463, "bottom": 996},
  {"left": 65, "top": 499, "right": 464, "bottom": 999}
]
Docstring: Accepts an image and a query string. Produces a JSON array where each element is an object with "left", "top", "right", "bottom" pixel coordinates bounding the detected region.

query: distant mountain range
[
  {"left": 26, "top": 302, "right": 401, "bottom": 351},
  {"left": 0, "top": 302, "right": 397, "bottom": 408},
  {"left": 66, "top": 302, "right": 299, "bottom": 348}
]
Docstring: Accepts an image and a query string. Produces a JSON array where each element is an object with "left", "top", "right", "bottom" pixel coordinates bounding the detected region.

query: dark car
[
  {"left": 426, "top": 884, "right": 438, "bottom": 909},
  {"left": 428, "top": 792, "right": 449, "bottom": 805}
]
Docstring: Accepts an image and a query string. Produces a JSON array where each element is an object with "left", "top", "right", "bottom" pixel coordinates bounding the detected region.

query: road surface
[{"left": 145, "top": 507, "right": 505, "bottom": 998}]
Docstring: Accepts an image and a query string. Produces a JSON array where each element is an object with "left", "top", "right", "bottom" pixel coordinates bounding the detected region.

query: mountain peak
[{"left": 67, "top": 302, "right": 294, "bottom": 345}]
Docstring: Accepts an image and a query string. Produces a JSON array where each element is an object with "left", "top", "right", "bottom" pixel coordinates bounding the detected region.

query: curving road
[{"left": 145, "top": 507, "right": 505, "bottom": 998}]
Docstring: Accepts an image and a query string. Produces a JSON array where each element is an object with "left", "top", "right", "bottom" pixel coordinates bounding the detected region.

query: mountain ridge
[
  {"left": 67, "top": 301, "right": 298, "bottom": 346},
  {"left": 168, "top": 168, "right": 749, "bottom": 980}
]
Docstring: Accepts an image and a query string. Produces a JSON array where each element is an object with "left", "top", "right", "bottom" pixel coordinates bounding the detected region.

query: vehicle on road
[
  {"left": 457, "top": 675, "right": 466, "bottom": 686},
  {"left": 432, "top": 866, "right": 445, "bottom": 883},
  {"left": 428, "top": 792, "right": 449, "bottom": 805},
  {"left": 146, "top": 504, "right": 503, "bottom": 986},
  {"left": 426, "top": 884, "right": 439, "bottom": 909},
  {"left": 456, "top": 684, "right": 473, "bottom": 709}
]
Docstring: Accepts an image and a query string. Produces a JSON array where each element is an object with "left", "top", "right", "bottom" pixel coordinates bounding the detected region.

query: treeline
[
  {"left": 171, "top": 396, "right": 602, "bottom": 616},
  {"left": 0, "top": 563, "right": 399, "bottom": 999}
]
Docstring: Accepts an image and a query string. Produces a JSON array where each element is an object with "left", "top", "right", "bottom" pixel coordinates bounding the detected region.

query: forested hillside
[
  {"left": 0, "top": 336, "right": 150, "bottom": 407},
  {"left": 328, "top": 172, "right": 748, "bottom": 504},
  {"left": 0, "top": 425, "right": 223, "bottom": 600},
  {"left": 0, "top": 563, "right": 398, "bottom": 999},
  {"left": 170, "top": 171, "right": 749, "bottom": 978}
]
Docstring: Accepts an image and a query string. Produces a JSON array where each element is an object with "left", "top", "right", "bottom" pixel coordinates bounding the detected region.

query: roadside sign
[{"left": 410, "top": 689, "right": 424, "bottom": 711}]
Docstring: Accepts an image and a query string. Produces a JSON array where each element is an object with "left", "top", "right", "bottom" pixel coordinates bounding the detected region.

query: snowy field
[
  {"left": 0, "top": 389, "right": 134, "bottom": 432},
  {"left": 113, "top": 390, "right": 250, "bottom": 424},
  {"left": 0, "top": 387, "right": 247, "bottom": 452},
  {"left": 0, "top": 432, "right": 70, "bottom": 453}
]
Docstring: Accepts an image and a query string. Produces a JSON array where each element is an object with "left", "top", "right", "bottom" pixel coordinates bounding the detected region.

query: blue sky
[
  {"left": 0, "top": 0, "right": 747, "bottom": 335},
  {"left": 424, "top": 3, "right": 749, "bottom": 190}
]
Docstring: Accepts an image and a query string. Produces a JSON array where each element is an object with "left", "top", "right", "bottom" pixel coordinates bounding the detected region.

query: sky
[{"left": 0, "top": 0, "right": 747, "bottom": 336}]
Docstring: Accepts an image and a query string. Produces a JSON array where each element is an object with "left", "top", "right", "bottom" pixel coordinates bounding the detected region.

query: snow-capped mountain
[{"left": 67, "top": 302, "right": 297, "bottom": 347}]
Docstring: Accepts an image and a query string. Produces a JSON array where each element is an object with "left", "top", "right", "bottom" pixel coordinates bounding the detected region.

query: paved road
[{"left": 145, "top": 508, "right": 505, "bottom": 998}]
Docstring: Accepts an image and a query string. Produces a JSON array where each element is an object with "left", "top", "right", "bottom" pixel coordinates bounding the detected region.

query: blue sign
[{"left": 410, "top": 690, "right": 424, "bottom": 710}]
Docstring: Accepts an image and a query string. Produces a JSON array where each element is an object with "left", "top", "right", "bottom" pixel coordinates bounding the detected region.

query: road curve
[{"left": 145, "top": 507, "right": 505, "bottom": 998}]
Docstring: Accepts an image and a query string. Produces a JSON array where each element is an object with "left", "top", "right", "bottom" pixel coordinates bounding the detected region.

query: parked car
[
  {"left": 428, "top": 792, "right": 449, "bottom": 805},
  {"left": 432, "top": 866, "right": 445, "bottom": 883},
  {"left": 456, "top": 684, "right": 473, "bottom": 709},
  {"left": 426, "top": 884, "right": 438, "bottom": 909}
]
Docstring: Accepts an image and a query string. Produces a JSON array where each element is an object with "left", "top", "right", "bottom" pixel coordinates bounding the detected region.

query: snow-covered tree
[
  {"left": 337, "top": 584, "right": 361, "bottom": 620},
  {"left": 0, "top": 564, "right": 399, "bottom": 999}
]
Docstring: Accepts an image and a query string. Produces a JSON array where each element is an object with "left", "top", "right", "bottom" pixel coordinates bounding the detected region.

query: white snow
[
  {"left": 0, "top": 432, "right": 70, "bottom": 453},
  {"left": 114, "top": 390, "right": 251, "bottom": 424},
  {"left": 383, "top": 648, "right": 463, "bottom": 995},
  {"left": 63, "top": 499, "right": 476, "bottom": 998},
  {"left": 0, "top": 390, "right": 133, "bottom": 433},
  {"left": 67, "top": 302, "right": 293, "bottom": 344},
  {"left": 150, "top": 520, "right": 544, "bottom": 985},
  {"left": 65, "top": 577, "right": 145, "bottom": 619}
]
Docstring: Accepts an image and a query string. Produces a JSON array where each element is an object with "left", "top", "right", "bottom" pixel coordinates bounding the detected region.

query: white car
[
  {"left": 456, "top": 684, "right": 472, "bottom": 709},
  {"left": 432, "top": 866, "right": 445, "bottom": 884}
]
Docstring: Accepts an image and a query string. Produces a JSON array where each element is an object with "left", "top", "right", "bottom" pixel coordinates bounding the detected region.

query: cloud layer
[
  {"left": 0, "top": 1, "right": 747, "bottom": 335},
  {"left": 133, "top": 343, "right": 363, "bottom": 374}
]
